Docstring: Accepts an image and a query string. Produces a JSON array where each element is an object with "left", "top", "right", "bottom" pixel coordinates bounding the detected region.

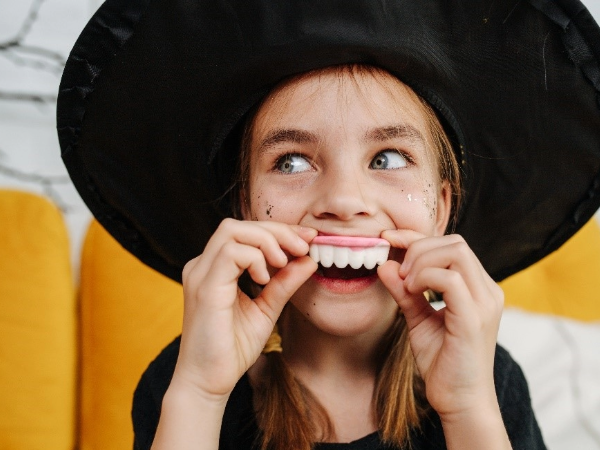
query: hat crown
[{"left": 58, "top": 0, "right": 600, "bottom": 282}]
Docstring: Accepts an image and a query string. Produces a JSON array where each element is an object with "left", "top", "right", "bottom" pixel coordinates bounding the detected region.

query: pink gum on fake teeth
[{"left": 309, "top": 236, "right": 390, "bottom": 270}]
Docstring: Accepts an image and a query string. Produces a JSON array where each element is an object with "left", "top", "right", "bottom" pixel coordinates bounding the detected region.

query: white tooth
[
  {"left": 309, "top": 244, "right": 320, "bottom": 262},
  {"left": 333, "top": 246, "right": 349, "bottom": 268},
  {"left": 348, "top": 248, "right": 365, "bottom": 269},
  {"left": 374, "top": 246, "right": 389, "bottom": 265},
  {"left": 363, "top": 249, "right": 377, "bottom": 270},
  {"left": 319, "top": 245, "right": 335, "bottom": 268}
]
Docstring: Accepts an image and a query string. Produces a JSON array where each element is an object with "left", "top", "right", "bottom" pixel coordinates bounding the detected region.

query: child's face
[{"left": 244, "top": 68, "right": 451, "bottom": 336}]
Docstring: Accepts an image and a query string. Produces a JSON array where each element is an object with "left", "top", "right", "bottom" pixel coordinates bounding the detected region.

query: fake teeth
[{"left": 309, "top": 236, "right": 390, "bottom": 270}]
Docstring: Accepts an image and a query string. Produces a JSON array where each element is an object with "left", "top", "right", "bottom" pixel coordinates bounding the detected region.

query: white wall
[{"left": 0, "top": 0, "right": 100, "bottom": 269}]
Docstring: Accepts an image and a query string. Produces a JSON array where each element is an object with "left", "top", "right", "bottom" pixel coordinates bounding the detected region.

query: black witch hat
[{"left": 58, "top": 0, "right": 600, "bottom": 283}]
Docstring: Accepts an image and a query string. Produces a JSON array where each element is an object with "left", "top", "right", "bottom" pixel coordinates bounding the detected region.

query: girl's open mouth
[
  {"left": 309, "top": 236, "right": 390, "bottom": 279},
  {"left": 315, "top": 264, "right": 378, "bottom": 279}
]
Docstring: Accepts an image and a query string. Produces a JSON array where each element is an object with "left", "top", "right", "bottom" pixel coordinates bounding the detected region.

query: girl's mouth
[
  {"left": 315, "top": 264, "right": 377, "bottom": 279},
  {"left": 309, "top": 235, "right": 390, "bottom": 279}
]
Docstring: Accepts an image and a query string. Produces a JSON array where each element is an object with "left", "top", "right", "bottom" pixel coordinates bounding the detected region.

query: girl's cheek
[
  {"left": 422, "top": 188, "right": 438, "bottom": 221},
  {"left": 265, "top": 201, "right": 275, "bottom": 219},
  {"left": 246, "top": 189, "right": 261, "bottom": 221},
  {"left": 248, "top": 184, "right": 276, "bottom": 221},
  {"left": 401, "top": 192, "right": 436, "bottom": 218},
  {"left": 253, "top": 189, "right": 307, "bottom": 223},
  {"left": 250, "top": 196, "right": 285, "bottom": 222}
]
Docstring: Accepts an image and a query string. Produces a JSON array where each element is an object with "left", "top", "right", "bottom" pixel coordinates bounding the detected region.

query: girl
[
  {"left": 148, "top": 65, "right": 515, "bottom": 449},
  {"left": 57, "top": 1, "right": 600, "bottom": 449}
]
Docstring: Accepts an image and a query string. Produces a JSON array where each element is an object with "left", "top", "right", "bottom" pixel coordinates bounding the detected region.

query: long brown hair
[{"left": 235, "top": 65, "right": 461, "bottom": 450}]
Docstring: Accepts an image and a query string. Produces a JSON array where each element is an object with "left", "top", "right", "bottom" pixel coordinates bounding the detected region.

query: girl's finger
[
  {"left": 252, "top": 221, "right": 317, "bottom": 256},
  {"left": 193, "top": 243, "right": 272, "bottom": 299},
  {"left": 189, "top": 221, "right": 310, "bottom": 290},
  {"left": 381, "top": 229, "right": 427, "bottom": 252},
  {"left": 202, "top": 219, "right": 315, "bottom": 269},
  {"left": 403, "top": 240, "right": 491, "bottom": 302},
  {"left": 378, "top": 260, "right": 435, "bottom": 329},
  {"left": 287, "top": 225, "right": 319, "bottom": 245},
  {"left": 182, "top": 254, "right": 202, "bottom": 282},
  {"left": 254, "top": 255, "right": 318, "bottom": 323},
  {"left": 201, "top": 220, "right": 282, "bottom": 266},
  {"left": 396, "top": 234, "right": 465, "bottom": 277},
  {"left": 380, "top": 229, "right": 426, "bottom": 267},
  {"left": 404, "top": 266, "right": 475, "bottom": 320}
]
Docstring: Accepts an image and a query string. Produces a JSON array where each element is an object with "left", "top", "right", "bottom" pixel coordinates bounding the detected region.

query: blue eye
[
  {"left": 276, "top": 154, "right": 311, "bottom": 173},
  {"left": 370, "top": 150, "right": 408, "bottom": 170}
]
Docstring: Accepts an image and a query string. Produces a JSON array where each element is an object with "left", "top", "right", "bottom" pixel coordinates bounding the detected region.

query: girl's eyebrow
[
  {"left": 364, "top": 124, "right": 424, "bottom": 144},
  {"left": 257, "top": 124, "right": 423, "bottom": 152},
  {"left": 258, "top": 128, "right": 319, "bottom": 152}
]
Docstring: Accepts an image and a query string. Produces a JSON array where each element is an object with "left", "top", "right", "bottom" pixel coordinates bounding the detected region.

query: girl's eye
[
  {"left": 275, "top": 154, "right": 311, "bottom": 174},
  {"left": 369, "top": 150, "right": 408, "bottom": 170}
]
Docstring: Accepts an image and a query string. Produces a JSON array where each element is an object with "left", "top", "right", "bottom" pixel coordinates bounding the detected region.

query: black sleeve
[
  {"left": 131, "top": 336, "right": 181, "bottom": 450},
  {"left": 494, "top": 345, "right": 547, "bottom": 450},
  {"left": 131, "top": 335, "right": 259, "bottom": 450}
]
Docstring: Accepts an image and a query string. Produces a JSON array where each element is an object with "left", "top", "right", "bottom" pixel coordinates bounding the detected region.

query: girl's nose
[{"left": 312, "top": 168, "right": 374, "bottom": 221}]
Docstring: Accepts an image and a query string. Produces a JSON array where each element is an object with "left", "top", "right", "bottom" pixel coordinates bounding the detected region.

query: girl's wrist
[
  {"left": 151, "top": 378, "right": 230, "bottom": 450},
  {"left": 438, "top": 400, "right": 512, "bottom": 450},
  {"left": 428, "top": 375, "right": 498, "bottom": 418},
  {"left": 166, "top": 371, "right": 233, "bottom": 408},
  {"left": 438, "top": 398, "right": 500, "bottom": 426}
]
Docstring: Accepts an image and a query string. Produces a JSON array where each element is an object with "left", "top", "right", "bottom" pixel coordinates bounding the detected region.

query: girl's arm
[
  {"left": 150, "top": 219, "right": 317, "bottom": 450},
  {"left": 378, "top": 230, "right": 512, "bottom": 450},
  {"left": 151, "top": 381, "right": 228, "bottom": 450}
]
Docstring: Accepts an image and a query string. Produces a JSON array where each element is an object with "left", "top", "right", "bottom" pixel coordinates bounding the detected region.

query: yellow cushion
[
  {"left": 501, "top": 218, "right": 600, "bottom": 321},
  {"left": 78, "top": 219, "right": 183, "bottom": 450},
  {"left": 0, "top": 190, "right": 76, "bottom": 450}
]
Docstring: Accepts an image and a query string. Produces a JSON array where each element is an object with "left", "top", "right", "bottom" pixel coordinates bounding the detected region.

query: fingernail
[
  {"left": 399, "top": 262, "right": 408, "bottom": 277},
  {"left": 297, "top": 235, "right": 310, "bottom": 252},
  {"left": 300, "top": 226, "right": 317, "bottom": 235},
  {"left": 280, "top": 249, "right": 289, "bottom": 263}
]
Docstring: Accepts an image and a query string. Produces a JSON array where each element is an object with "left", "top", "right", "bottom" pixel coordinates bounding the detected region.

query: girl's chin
[
  {"left": 287, "top": 279, "right": 397, "bottom": 337},
  {"left": 290, "top": 303, "right": 397, "bottom": 339}
]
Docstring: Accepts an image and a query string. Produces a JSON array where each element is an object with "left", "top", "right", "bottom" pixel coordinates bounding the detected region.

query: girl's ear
[{"left": 435, "top": 180, "right": 452, "bottom": 236}]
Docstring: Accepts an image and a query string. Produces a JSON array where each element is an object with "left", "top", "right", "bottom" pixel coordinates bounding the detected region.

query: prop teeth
[{"left": 309, "top": 237, "right": 390, "bottom": 269}]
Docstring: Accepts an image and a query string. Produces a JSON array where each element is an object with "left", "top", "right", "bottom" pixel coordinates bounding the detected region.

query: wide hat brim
[{"left": 58, "top": 0, "right": 600, "bottom": 283}]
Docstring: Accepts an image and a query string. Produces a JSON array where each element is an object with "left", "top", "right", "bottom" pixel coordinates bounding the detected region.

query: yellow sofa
[
  {"left": 0, "top": 189, "right": 599, "bottom": 449},
  {"left": 0, "top": 190, "right": 76, "bottom": 450},
  {"left": 0, "top": 190, "right": 182, "bottom": 450}
]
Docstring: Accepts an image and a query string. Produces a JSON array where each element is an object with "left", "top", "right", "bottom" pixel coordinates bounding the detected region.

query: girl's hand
[
  {"left": 378, "top": 229, "right": 504, "bottom": 419},
  {"left": 173, "top": 218, "right": 318, "bottom": 400}
]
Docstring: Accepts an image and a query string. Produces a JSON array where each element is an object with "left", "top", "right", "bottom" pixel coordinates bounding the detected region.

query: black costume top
[{"left": 132, "top": 337, "right": 547, "bottom": 450}]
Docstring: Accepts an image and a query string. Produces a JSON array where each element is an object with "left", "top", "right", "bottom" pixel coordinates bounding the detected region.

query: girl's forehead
[{"left": 253, "top": 68, "right": 429, "bottom": 134}]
